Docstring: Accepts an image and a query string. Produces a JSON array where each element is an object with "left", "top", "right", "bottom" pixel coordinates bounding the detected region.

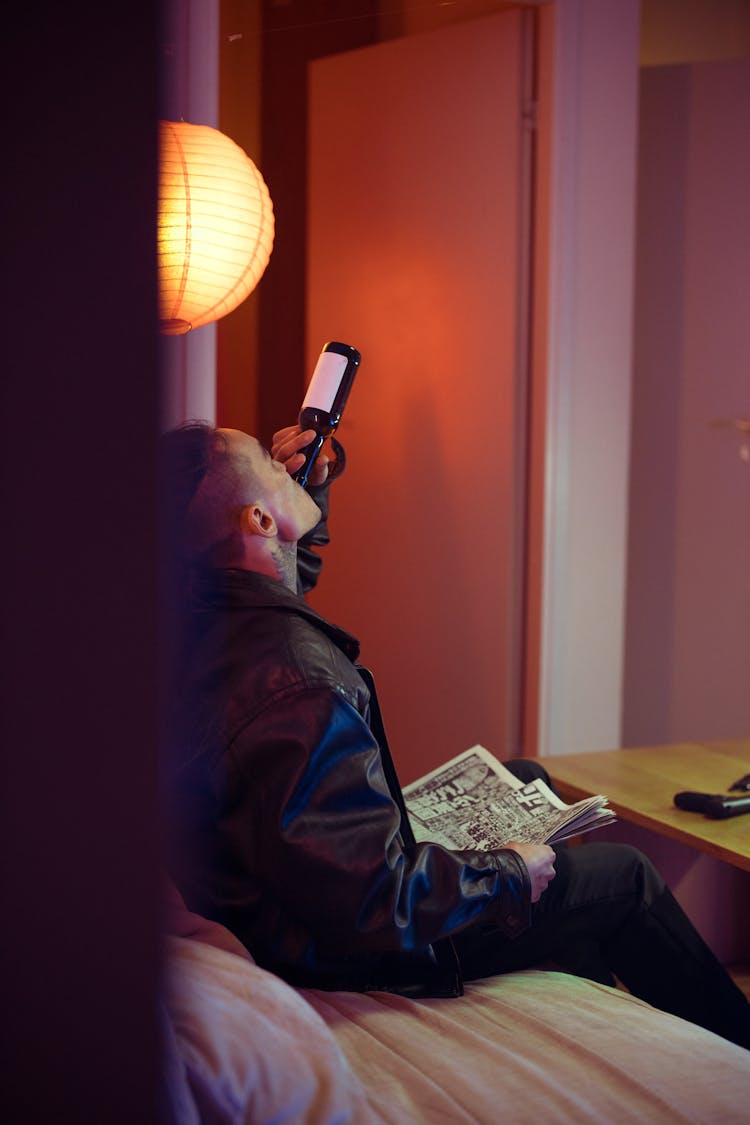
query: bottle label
[{"left": 301, "top": 350, "right": 349, "bottom": 413}]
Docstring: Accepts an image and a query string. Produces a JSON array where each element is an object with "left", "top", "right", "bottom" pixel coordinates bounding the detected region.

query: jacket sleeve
[
  {"left": 296, "top": 439, "right": 345, "bottom": 595},
  {"left": 220, "top": 686, "right": 531, "bottom": 955}
]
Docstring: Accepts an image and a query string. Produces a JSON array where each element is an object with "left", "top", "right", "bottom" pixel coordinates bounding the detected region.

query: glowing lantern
[{"left": 158, "top": 120, "right": 274, "bottom": 335}]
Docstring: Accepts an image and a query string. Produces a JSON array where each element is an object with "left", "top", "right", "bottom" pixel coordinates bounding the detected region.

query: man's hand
[
  {"left": 271, "top": 425, "right": 330, "bottom": 486},
  {"left": 503, "top": 841, "right": 556, "bottom": 903}
]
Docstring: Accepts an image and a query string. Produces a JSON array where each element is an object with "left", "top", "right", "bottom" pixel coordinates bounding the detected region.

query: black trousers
[{"left": 452, "top": 760, "right": 750, "bottom": 1051}]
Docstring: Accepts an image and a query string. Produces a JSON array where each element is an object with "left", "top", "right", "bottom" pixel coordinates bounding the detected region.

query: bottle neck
[{"left": 299, "top": 405, "right": 339, "bottom": 435}]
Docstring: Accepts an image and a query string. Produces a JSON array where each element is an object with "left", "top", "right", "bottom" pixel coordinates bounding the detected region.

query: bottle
[{"left": 293, "top": 341, "right": 362, "bottom": 488}]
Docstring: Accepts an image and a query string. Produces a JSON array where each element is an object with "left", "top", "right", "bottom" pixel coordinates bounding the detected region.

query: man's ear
[{"left": 241, "top": 503, "right": 277, "bottom": 539}]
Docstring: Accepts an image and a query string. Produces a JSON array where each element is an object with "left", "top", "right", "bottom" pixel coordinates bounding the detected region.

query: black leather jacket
[{"left": 171, "top": 484, "right": 531, "bottom": 996}]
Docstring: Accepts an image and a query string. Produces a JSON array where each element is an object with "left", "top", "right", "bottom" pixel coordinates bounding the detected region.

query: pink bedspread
[{"left": 163, "top": 905, "right": 750, "bottom": 1123}]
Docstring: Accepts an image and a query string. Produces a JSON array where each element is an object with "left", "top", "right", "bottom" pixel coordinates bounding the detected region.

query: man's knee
[
  {"left": 563, "top": 842, "right": 666, "bottom": 905},
  {"left": 610, "top": 843, "right": 666, "bottom": 901},
  {"left": 505, "top": 757, "right": 552, "bottom": 788}
]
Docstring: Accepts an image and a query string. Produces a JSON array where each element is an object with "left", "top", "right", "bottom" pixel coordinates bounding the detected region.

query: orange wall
[
  {"left": 224, "top": 0, "right": 380, "bottom": 446},
  {"left": 305, "top": 13, "right": 532, "bottom": 783}
]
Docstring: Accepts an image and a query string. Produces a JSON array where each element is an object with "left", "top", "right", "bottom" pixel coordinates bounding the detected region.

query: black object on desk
[{"left": 674, "top": 791, "right": 750, "bottom": 819}]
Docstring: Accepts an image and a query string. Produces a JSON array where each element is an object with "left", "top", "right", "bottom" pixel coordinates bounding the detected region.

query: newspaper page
[{"left": 403, "top": 745, "right": 616, "bottom": 850}]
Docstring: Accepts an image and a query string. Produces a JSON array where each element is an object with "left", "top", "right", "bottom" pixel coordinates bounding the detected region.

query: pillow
[
  {"left": 163, "top": 880, "right": 252, "bottom": 962},
  {"left": 163, "top": 934, "right": 373, "bottom": 1124}
]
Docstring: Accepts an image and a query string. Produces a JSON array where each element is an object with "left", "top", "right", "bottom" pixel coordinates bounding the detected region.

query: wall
[
  {"left": 254, "top": 1, "right": 380, "bottom": 447},
  {"left": 542, "top": 0, "right": 750, "bottom": 755},
  {"left": 217, "top": 0, "right": 263, "bottom": 434},
  {"left": 239, "top": 0, "right": 642, "bottom": 763},
  {"left": 603, "top": 17, "right": 750, "bottom": 963},
  {"left": 623, "top": 60, "right": 750, "bottom": 746},
  {"left": 2, "top": 2, "right": 162, "bottom": 1118},
  {"left": 306, "top": 12, "right": 532, "bottom": 780},
  {"left": 165, "top": 2, "right": 750, "bottom": 768},
  {"left": 245, "top": 2, "right": 523, "bottom": 447}
]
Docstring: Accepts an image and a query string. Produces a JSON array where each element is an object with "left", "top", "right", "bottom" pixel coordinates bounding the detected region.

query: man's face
[{"left": 217, "top": 428, "right": 322, "bottom": 542}]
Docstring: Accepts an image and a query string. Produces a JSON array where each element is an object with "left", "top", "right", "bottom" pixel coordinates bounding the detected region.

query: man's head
[{"left": 162, "top": 422, "right": 321, "bottom": 586}]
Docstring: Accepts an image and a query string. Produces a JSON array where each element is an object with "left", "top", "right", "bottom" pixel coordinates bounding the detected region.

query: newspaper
[{"left": 403, "top": 745, "right": 616, "bottom": 850}]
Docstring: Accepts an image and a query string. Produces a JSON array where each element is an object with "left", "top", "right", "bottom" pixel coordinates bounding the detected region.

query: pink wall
[
  {"left": 624, "top": 60, "right": 750, "bottom": 746},
  {"left": 619, "top": 58, "right": 750, "bottom": 963}
]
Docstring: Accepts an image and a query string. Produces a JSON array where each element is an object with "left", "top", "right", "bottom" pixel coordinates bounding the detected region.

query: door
[
  {"left": 306, "top": 12, "right": 533, "bottom": 782},
  {"left": 624, "top": 60, "right": 750, "bottom": 746}
]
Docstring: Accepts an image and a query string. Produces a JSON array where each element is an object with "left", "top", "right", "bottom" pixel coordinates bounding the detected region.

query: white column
[
  {"left": 538, "top": 0, "right": 641, "bottom": 756},
  {"left": 159, "top": 0, "right": 219, "bottom": 429}
]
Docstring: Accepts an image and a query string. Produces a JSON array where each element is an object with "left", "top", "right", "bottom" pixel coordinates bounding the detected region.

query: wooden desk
[{"left": 538, "top": 739, "right": 750, "bottom": 872}]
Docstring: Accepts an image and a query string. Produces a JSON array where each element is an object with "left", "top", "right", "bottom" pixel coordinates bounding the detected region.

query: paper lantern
[{"left": 158, "top": 120, "right": 274, "bottom": 335}]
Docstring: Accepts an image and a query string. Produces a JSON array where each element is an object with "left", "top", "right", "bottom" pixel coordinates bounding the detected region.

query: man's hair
[
  {"left": 161, "top": 421, "right": 219, "bottom": 523},
  {"left": 162, "top": 420, "right": 245, "bottom": 571},
  {"left": 160, "top": 421, "right": 264, "bottom": 568}
]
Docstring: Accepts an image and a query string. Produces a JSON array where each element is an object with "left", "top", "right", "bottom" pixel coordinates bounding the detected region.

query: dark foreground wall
[{"left": 1, "top": 3, "right": 163, "bottom": 1120}]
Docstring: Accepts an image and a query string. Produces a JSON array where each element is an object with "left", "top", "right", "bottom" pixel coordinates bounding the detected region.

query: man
[{"left": 164, "top": 421, "right": 750, "bottom": 1048}]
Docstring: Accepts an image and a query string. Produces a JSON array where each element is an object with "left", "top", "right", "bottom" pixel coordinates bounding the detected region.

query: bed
[{"left": 162, "top": 890, "right": 750, "bottom": 1123}]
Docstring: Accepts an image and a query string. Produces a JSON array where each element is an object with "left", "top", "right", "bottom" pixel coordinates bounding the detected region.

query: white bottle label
[{"left": 301, "top": 350, "right": 348, "bottom": 413}]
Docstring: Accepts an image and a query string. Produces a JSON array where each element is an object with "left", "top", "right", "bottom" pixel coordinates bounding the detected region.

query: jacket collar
[{"left": 190, "top": 567, "right": 361, "bottom": 663}]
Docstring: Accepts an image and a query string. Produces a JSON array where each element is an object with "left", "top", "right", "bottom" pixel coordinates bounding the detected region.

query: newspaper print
[{"left": 403, "top": 745, "right": 615, "bottom": 850}]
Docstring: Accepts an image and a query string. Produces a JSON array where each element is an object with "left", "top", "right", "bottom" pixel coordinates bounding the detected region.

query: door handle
[{"left": 710, "top": 417, "right": 750, "bottom": 461}]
